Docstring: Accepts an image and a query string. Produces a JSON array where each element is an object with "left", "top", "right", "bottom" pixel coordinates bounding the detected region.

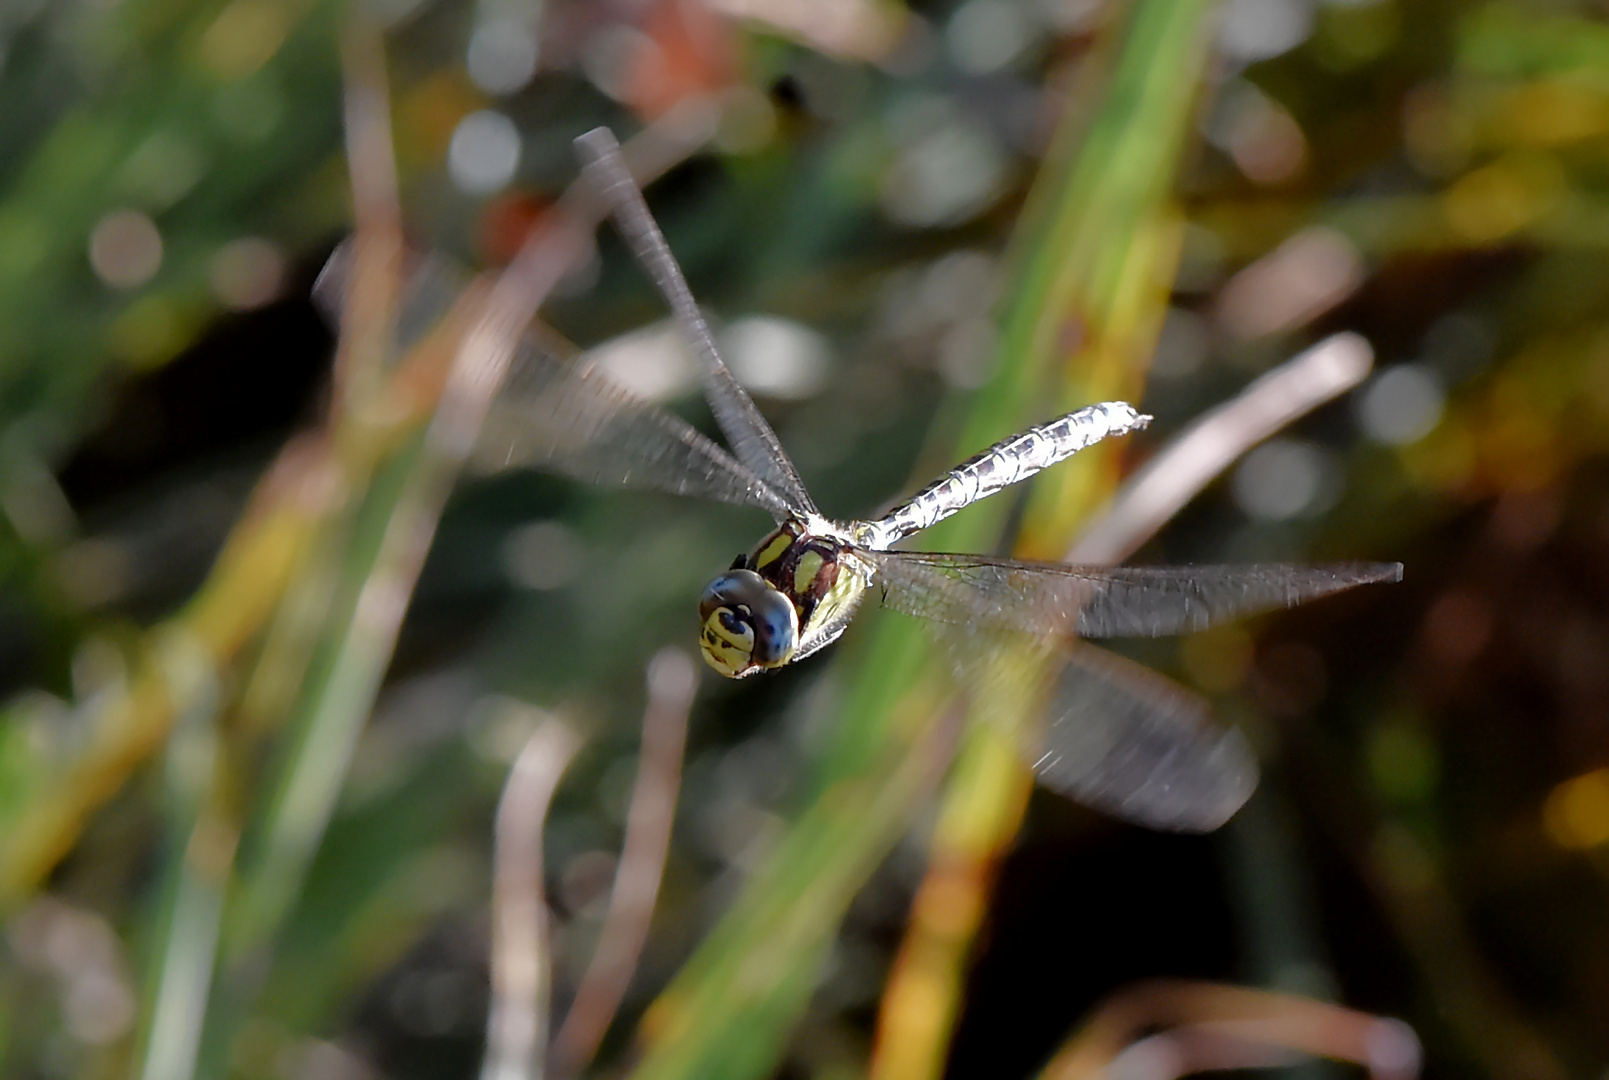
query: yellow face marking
[
  {"left": 700, "top": 609, "right": 754, "bottom": 677},
  {"left": 754, "top": 533, "right": 792, "bottom": 569},
  {"left": 793, "top": 550, "right": 825, "bottom": 596}
]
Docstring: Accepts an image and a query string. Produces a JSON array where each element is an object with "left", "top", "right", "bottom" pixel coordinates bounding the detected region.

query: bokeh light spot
[
  {"left": 89, "top": 209, "right": 162, "bottom": 289},
  {"left": 722, "top": 316, "right": 831, "bottom": 400},
  {"left": 1544, "top": 769, "right": 1609, "bottom": 850},
  {"left": 198, "top": 0, "right": 289, "bottom": 80},
  {"left": 448, "top": 110, "right": 521, "bottom": 195},
  {"left": 1218, "top": 0, "right": 1314, "bottom": 63},
  {"left": 881, "top": 121, "right": 1008, "bottom": 227},
  {"left": 1443, "top": 152, "right": 1565, "bottom": 245},
  {"left": 947, "top": 0, "right": 1033, "bottom": 75},
  {"left": 590, "top": 321, "right": 699, "bottom": 402},
  {"left": 1357, "top": 364, "right": 1445, "bottom": 445},
  {"left": 210, "top": 237, "right": 286, "bottom": 310},
  {"left": 467, "top": 18, "right": 539, "bottom": 96},
  {"left": 581, "top": 24, "right": 659, "bottom": 103},
  {"left": 1232, "top": 439, "right": 1337, "bottom": 521},
  {"left": 1229, "top": 101, "right": 1305, "bottom": 184}
]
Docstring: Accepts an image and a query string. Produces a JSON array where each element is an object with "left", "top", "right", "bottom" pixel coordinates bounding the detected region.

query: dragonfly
[{"left": 319, "top": 127, "right": 1401, "bottom": 832}]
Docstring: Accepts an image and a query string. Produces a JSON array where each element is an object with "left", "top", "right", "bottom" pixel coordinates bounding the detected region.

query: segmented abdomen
[{"left": 859, "top": 401, "right": 1149, "bottom": 550}]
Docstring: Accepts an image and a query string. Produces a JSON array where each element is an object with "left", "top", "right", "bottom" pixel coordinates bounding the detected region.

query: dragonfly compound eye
[{"left": 697, "top": 569, "right": 799, "bottom": 678}]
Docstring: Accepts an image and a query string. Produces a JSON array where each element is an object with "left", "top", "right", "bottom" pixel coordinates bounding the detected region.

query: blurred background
[{"left": 1, "top": 0, "right": 1607, "bottom": 1077}]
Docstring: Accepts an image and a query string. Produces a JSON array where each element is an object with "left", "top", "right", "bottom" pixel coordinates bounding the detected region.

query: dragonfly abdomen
[{"left": 861, "top": 401, "right": 1150, "bottom": 549}]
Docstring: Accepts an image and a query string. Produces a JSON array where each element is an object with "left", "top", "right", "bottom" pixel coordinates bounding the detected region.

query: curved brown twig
[
  {"left": 1039, "top": 979, "right": 1420, "bottom": 1080},
  {"left": 1070, "top": 332, "right": 1374, "bottom": 566},
  {"left": 482, "top": 719, "right": 582, "bottom": 1080},
  {"left": 550, "top": 649, "right": 697, "bottom": 1078}
]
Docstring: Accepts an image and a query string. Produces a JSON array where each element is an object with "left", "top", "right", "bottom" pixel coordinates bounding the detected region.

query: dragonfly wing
[
  {"left": 885, "top": 589, "right": 1256, "bottom": 831},
  {"left": 866, "top": 548, "right": 1385, "bottom": 828},
  {"left": 314, "top": 242, "right": 472, "bottom": 357},
  {"left": 574, "top": 129, "right": 820, "bottom": 516},
  {"left": 315, "top": 241, "right": 795, "bottom": 519},
  {"left": 477, "top": 327, "right": 796, "bottom": 519},
  {"left": 1033, "top": 644, "right": 1256, "bottom": 831},
  {"left": 871, "top": 551, "right": 1402, "bottom": 639}
]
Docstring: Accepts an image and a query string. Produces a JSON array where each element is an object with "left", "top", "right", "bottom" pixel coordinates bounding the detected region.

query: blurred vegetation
[{"left": 2, "top": 0, "right": 1609, "bottom": 1078}]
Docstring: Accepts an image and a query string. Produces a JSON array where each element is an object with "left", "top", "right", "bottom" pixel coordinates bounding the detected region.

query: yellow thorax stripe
[
  {"left": 793, "top": 550, "right": 825, "bottom": 595},
  {"left": 754, "top": 532, "right": 792, "bottom": 569}
]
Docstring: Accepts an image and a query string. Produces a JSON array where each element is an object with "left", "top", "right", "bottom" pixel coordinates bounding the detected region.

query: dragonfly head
[{"left": 698, "top": 569, "right": 799, "bottom": 678}]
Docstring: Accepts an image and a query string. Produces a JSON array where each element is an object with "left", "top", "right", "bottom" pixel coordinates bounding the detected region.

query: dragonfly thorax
[{"left": 697, "top": 517, "right": 871, "bottom": 678}]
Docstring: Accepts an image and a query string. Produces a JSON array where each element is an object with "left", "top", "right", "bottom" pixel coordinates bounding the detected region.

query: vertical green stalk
[
  {"left": 191, "top": 434, "right": 429, "bottom": 1077},
  {"left": 138, "top": 821, "right": 232, "bottom": 1080},
  {"left": 131, "top": 636, "right": 227, "bottom": 1080},
  {"left": 222, "top": 436, "right": 427, "bottom": 967}
]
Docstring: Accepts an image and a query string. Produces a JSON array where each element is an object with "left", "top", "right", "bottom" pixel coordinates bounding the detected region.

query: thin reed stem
[
  {"left": 552, "top": 649, "right": 696, "bottom": 1078},
  {"left": 482, "top": 720, "right": 582, "bottom": 1080},
  {"left": 1070, "top": 332, "right": 1374, "bottom": 565}
]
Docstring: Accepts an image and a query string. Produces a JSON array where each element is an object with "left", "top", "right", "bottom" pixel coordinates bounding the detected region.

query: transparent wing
[
  {"left": 870, "top": 551, "right": 1402, "bottom": 639},
  {"left": 314, "top": 243, "right": 796, "bottom": 520},
  {"left": 574, "top": 128, "right": 820, "bottom": 517},
  {"left": 870, "top": 549, "right": 1391, "bottom": 828},
  {"left": 477, "top": 326, "right": 795, "bottom": 519},
  {"left": 1032, "top": 644, "right": 1256, "bottom": 831},
  {"left": 913, "top": 619, "right": 1255, "bottom": 832}
]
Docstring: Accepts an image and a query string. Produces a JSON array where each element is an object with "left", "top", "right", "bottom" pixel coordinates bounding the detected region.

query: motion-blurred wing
[
  {"left": 1032, "top": 644, "right": 1256, "bottom": 831},
  {"left": 908, "top": 613, "right": 1256, "bottom": 831},
  {"left": 479, "top": 327, "right": 795, "bottom": 519},
  {"left": 574, "top": 129, "right": 820, "bottom": 517},
  {"left": 871, "top": 552, "right": 1401, "bottom": 639},
  {"left": 314, "top": 243, "right": 795, "bottom": 520}
]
